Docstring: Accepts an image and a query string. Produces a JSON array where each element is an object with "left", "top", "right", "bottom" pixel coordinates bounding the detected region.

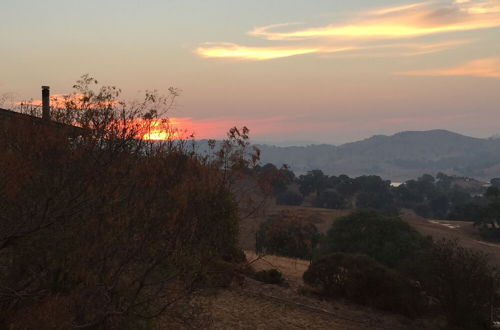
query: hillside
[{"left": 255, "top": 130, "right": 500, "bottom": 181}]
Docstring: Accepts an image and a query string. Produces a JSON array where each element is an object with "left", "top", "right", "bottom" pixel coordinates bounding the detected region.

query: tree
[
  {"left": 436, "top": 172, "right": 453, "bottom": 190},
  {"left": 256, "top": 163, "right": 294, "bottom": 196},
  {"left": 476, "top": 200, "right": 500, "bottom": 241},
  {"left": 336, "top": 176, "right": 361, "bottom": 197},
  {"left": 429, "top": 194, "right": 450, "bottom": 219},
  {"left": 298, "top": 170, "right": 328, "bottom": 197},
  {"left": 320, "top": 210, "right": 429, "bottom": 268},
  {"left": 312, "top": 190, "right": 346, "bottom": 209},
  {"left": 255, "top": 211, "right": 320, "bottom": 259}
]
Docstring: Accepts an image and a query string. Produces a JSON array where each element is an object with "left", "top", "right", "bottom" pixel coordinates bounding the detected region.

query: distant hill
[{"left": 255, "top": 130, "right": 500, "bottom": 181}]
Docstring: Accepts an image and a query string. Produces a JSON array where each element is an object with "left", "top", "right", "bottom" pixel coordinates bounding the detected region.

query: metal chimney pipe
[{"left": 42, "top": 86, "right": 50, "bottom": 121}]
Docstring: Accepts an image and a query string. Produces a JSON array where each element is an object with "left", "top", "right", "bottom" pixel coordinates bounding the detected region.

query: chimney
[{"left": 42, "top": 86, "right": 50, "bottom": 121}]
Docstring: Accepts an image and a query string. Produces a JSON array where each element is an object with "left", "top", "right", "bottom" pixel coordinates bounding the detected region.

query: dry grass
[
  {"left": 174, "top": 252, "right": 435, "bottom": 330},
  {"left": 155, "top": 248, "right": 437, "bottom": 329},
  {"left": 245, "top": 251, "right": 309, "bottom": 288},
  {"left": 401, "top": 209, "right": 500, "bottom": 266}
]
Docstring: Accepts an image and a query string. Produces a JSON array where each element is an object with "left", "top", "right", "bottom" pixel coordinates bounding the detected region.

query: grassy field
[{"left": 401, "top": 209, "right": 500, "bottom": 266}]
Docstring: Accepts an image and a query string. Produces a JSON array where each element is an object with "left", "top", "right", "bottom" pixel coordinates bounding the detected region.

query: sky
[{"left": 1, "top": 0, "right": 500, "bottom": 144}]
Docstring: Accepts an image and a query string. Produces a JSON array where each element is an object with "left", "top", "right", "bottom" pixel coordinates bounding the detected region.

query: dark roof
[{"left": 0, "top": 108, "right": 85, "bottom": 134}]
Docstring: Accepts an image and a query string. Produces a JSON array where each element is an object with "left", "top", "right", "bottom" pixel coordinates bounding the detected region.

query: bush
[
  {"left": 254, "top": 269, "right": 284, "bottom": 285},
  {"left": 320, "top": 210, "right": 429, "bottom": 268},
  {"left": 303, "top": 253, "right": 425, "bottom": 317},
  {"left": 255, "top": 211, "right": 321, "bottom": 259},
  {"left": 409, "top": 239, "right": 499, "bottom": 329}
]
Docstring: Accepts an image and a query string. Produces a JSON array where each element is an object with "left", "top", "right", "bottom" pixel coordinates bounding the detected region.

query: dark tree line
[{"left": 261, "top": 164, "right": 500, "bottom": 240}]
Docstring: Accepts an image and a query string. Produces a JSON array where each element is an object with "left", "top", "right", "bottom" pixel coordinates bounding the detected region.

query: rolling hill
[{"left": 256, "top": 130, "right": 500, "bottom": 181}]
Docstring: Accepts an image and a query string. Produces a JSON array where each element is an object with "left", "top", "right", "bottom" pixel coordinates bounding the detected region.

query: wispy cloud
[
  {"left": 367, "top": 2, "right": 431, "bottom": 16},
  {"left": 196, "top": 0, "right": 499, "bottom": 61},
  {"left": 196, "top": 40, "right": 469, "bottom": 61},
  {"left": 401, "top": 57, "right": 500, "bottom": 78},
  {"left": 249, "top": 1, "right": 500, "bottom": 41},
  {"left": 195, "top": 43, "right": 357, "bottom": 61}
]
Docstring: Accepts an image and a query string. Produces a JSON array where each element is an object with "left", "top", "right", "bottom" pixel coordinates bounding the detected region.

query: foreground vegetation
[{"left": 0, "top": 76, "right": 257, "bottom": 329}]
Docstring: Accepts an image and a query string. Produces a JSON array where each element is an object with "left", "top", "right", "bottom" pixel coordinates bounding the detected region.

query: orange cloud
[
  {"left": 196, "top": 43, "right": 322, "bottom": 60},
  {"left": 196, "top": 39, "right": 467, "bottom": 61},
  {"left": 195, "top": 42, "right": 357, "bottom": 61},
  {"left": 197, "top": 0, "right": 498, "bottom": 61},
  {"left": 249, "top": 1, "right": 500, "bottom": 41},
  {"left": 368, "top": 2, "right": 431, "bottom": 16},
  {"left": 401, "top": 57, "right": 500, "bottom": 78}
]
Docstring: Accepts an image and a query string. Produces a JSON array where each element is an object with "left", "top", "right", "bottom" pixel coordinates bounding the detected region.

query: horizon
[{"left": 1, "top": 0, "right": 500, "bottom": 144}]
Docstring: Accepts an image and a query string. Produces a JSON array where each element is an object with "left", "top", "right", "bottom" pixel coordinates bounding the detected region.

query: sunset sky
[{"left": 1, "top": 0, "right": 500, "bottom": 144}]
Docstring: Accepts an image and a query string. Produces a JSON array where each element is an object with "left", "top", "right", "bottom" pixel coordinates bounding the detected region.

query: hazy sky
[{"left": 1, "top": 0, "right": 500, "bottom": 144}]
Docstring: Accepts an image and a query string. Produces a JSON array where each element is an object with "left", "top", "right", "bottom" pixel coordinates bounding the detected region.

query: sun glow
[{"left": 141, "top": 120, "right": 176, "bottom": 140}]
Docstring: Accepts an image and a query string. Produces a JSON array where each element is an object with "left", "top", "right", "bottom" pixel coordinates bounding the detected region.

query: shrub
[
  {"left": 254, "top": 269, "right": 284, "bottom": 285},
  {"left": 255, "top": 211, "right": 320, "bottom": 259},
  {"left": 303, "top": 253, "right": 425, "bottom": 317},
  {"left": 320, "top": 210, "right": 429, "bottom": 268},
  {"left": 409, "top": 239, "right": 499, "bottom": 329}
]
